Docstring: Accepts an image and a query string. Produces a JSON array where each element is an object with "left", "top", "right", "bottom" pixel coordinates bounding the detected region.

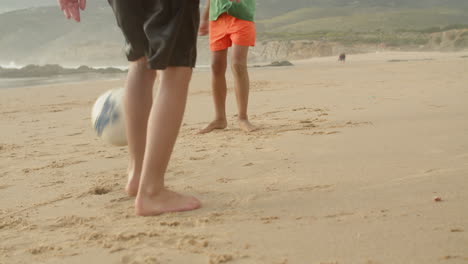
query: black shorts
[{"left": 108, "top": 0, "right": 200, "bottom": 70}]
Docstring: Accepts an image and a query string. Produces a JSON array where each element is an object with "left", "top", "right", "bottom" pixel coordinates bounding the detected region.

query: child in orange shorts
[{"left": 199, "top": 0, "right": 257, "bottom": 133}]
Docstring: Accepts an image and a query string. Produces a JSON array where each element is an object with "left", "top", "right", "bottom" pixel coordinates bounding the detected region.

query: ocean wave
[
  {"left": 0, "top": 64, "right": 127, "bottom": 78},
  {"left": 0, "top": 61, "right": 23, "bottom": 69}
]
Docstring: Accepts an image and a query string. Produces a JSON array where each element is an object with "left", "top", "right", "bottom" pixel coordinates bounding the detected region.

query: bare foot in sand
[
  {"left": 238, "top": 119, "right": 257, "bottom": 132},
  {"left": 135, "top": 189, "right": 201, "bottom": 216},
  {"left": 126, "top": 166, "right": 140, "bottom": 197},
  {"left": 198, "top": 119, "right": 227, "bottom": 134}
]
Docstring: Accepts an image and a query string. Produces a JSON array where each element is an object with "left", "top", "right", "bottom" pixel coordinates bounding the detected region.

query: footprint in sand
[
  {"left": 441, "top": 256, "right": 468, "bottom": 261},
  {"left": 0, "top": 216, "right": 30, "bottom": 230},
  {"left": 160, "top": 221, "right": 181, "bottom": 227},
  {"left": 28, "top": 245, "right": 61, "bottom": 255},
  {"left": 191, "top": 213, "right": 225, "bottom": 226},
  {"left": 303, "top": 124, "right": 318, "bottom": 128},
  {"left": 250, "top": 80, "right": 271, "bottom": 91},
  {"left": 175, "top": 235, "right": 209, "bottom": 252},
  {"left": 324, "top": 212, "right": 355, "bottom": 219},
  {"left": 345, "top": 121, "right": 373, "bottom": 127},
  {"left": 121, "top": 255, "right": 159, "bottom": 264},
  {"left": 315, "top": 118, "right": 328, "bottom": 123},
  {"left": 20, "top": 119, "right": 40, "bottom": 124},
  {"left": 115, "top": 231, "right": 158, "bottom": 242},
  {"left": 0, "top": 110, "right": 21, "bottom": 115},
  {"left": 0, "top": 185, "right": 11, "bottom": 190},
  {"left": 209, "top": 254, "right": 234, "bottom": 264},
  {"left": 23, "top": 160, "right": 85, "bottom": 173},
  {"left": 40, "top": 180, "right": 65, "bottom": 187},
  {"left": 80, "top": 232, "right": 106, "bottom": 243},
  {"left": 260, "top": 216, "right": 279, "bottom": 224},
  {"left": 89, "top": 186, "right": 112, "bottom": 195},
  {"left": 66, "top": 131, "right": 84, "bottom": 137},
  {"left": 263, "top": 110, "right": 283, "bottom": 116},
  {"left": 299, "top": 120, "right": 313, "bottom": 124},
  {"left": 110, "top": 196, "right": 133, "bottom": 203},
  {"left": 304, "top": 130, "right": 326, "bottom": 136},
  {"left": 48, "top": 108, "right": 67, "bottom": 113},
  {"left": 292, "top": 107, "right": 307, "bottom": 112},
  {"left": 73, "top": 143, "right": 90, "bottom": 147},
  {"left": 289, "top": 184, "right": 334, "bottom": 192},
  {"left": 0, "top": 144, "right": 22, "bottom": 152},
  {"left": 189, "top": 155, "right": 209, "bottom": 161},
  {"left": 216, "top": 178, "right": 235, "bottom": 183},
  {"left": 265, "top": 186, "right": 280, "bottom": 192},
  {"left": 49, "top": 215, "right": 96, "bottom": 230}
]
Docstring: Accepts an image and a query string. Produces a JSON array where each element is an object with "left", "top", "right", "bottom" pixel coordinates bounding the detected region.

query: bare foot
[
  {"left": 135, "top": 189, "right": 201, "bottom": 216},
  {"left": 126, "top": 166, "right": 140, "bottom": 197},
  {"left": 198, "top": 119, "right": 227, "bottom": 134},
  {"left": 238, "top": 119, "right": 257, "bottom": 132}
]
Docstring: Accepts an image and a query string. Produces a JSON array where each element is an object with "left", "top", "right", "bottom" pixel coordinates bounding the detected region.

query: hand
[
  {"left": 57, "top": 0, "right": 86, "bottom": 22},
  {"left": 198, "top": 21, "right": 209, "bottom": 36}
]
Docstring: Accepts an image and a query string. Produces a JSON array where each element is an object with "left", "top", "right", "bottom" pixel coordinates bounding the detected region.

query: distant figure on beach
[
  {"left": 198, "top": 0, "right": 257, "bottom": 133},
  {"left": 58, "top": 0, "right": 202, "bottom": 216},
  {"left": 379, "top": 42, "right": 386, "bottom": 51},
  {"left": 339, "top": 53, "right": 346, "bottom": 63}
]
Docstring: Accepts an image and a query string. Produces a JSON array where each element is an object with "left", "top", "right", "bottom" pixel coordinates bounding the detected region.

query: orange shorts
[{"left": 209, "top": 13, "right": 256, "bottom": 51}]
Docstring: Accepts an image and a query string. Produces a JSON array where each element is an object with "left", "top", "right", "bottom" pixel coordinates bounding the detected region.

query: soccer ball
[{"left": 91, "top": 88, "right": 127, "bottom": 146}]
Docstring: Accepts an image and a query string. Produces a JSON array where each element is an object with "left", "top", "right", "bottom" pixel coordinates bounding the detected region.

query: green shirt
[{"left": 209, "top": 0, "right": 256, "bottom": 22}]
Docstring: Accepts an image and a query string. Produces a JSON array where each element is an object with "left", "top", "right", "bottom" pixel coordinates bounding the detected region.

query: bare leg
[
  {"left": 231, "top": 44, "right": 256, "bottom": 132},
  {"left": 135, "top": 67, "right": 201, "bottom": 216},
  {"left": 198, "top": 49, "right": 228, "bottom": 134},
  {"left": 125, "top": 58, "right": 156, "bottom": 196}
]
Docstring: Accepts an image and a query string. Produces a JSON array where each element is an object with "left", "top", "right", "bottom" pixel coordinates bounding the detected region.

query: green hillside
[
  {"left": 254, "top": 0, "right": 468, "bottom": 19},
  {"left": 257, "top": 7, "right": 468, "bottom": 33}
]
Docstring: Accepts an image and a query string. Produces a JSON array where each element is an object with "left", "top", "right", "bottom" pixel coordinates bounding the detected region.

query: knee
[
  {"left": 132, "top": 57, "right": 147, "bottom": 67},
  {"left": 130, "top": 57, "right": 155, "bottom": 76},
  {"left": 211, "top": 60, "right": 227, "bottom": 77},
  {"left": 230, "top": 62, "right": 247, "bottom": 76}
]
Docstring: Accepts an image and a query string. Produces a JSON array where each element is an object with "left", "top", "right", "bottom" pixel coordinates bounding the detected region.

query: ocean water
[
  {"left": 0, "top": 73, "right": 126, "bottom": 89},
  {"left": 0, "top": 61, "right": 23, "bottom": 69},
  {"left": 0, "top": 62, "right": 210, "bottom": 89}
]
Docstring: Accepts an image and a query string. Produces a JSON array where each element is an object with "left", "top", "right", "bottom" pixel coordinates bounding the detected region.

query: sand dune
[{"left": 1, "top": 51, "right": 467, "bottom": 264}]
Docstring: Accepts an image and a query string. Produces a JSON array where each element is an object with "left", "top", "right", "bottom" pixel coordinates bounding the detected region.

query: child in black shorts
[{"left": 58, "top": 0, "right": 202, "bottom": 216}]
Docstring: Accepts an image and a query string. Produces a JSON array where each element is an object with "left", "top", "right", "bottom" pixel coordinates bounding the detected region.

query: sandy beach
[{"left": 1, "top": 51, "right": 467, "bottom": 264}]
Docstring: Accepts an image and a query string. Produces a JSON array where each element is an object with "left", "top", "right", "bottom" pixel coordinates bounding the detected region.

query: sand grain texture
[{"left": 1, "top": 52, "right": 468, "bottom": 264}]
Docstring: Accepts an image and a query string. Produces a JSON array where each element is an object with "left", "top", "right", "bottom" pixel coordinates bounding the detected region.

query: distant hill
[
  {"left": 257, "top": 7, "right": 468, "bottom": 32},
  {"left": 0, "top": 3, "right": 125, "bottom": 66},
  {"left": 1, "top": 0, "right": 467, "bottom": 66},
  {"left": 254, "top": 0, "right": 468, "bottom": 19}
]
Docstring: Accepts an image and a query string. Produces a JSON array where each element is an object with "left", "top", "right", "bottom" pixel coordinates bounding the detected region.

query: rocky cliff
[{"left": 427, "top": 29, "right": 468, "bottom": 51}]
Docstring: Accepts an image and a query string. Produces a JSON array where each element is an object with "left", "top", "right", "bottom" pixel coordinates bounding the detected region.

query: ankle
[
  {"left": 214, "top": 117, "right": 227, "bottom": 123},
  {"left": 128, "top": 165, "right": 142, "bottom": 178},
  {"left": 128, "top": 160, "right": 134, "bottom": 171},
  {"left": 138, "top": 185, "right": 165, "bottom": 198}
]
